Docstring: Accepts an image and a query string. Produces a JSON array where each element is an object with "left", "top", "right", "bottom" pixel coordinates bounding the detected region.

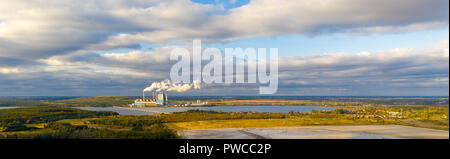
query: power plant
[
  {"left": 130, "top": 91, "right": 168, "bottom": 107},
  {"left": 129, "top": 81, "right": 208, "bottom": 107}
]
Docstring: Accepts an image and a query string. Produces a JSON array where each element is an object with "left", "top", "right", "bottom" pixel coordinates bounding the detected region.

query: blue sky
[
  {"left": 189, "top": 0, "right": 448, "bottom": 57},
  {"left": 192, "top": 0, "right": 250, "bottom": 9},
  {"left": 204, "top": 27, "right": 449, "bottom": 57},
  {"left": 100, "top": 27, "right": 449, "bottom": 57}
]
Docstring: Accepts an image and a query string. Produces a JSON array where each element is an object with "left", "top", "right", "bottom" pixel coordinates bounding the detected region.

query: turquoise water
[{"left": 77, "top": 106, "right": 335, "bottom": 115}]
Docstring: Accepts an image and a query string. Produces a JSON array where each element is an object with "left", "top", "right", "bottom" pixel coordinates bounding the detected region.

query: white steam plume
[{"left": 143, "top": 80, "right": 201, "bottom": 93}]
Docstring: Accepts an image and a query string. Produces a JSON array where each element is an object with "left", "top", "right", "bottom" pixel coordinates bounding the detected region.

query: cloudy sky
[{"left": 0, "top": 0, "right": 448, "bottom": 96}]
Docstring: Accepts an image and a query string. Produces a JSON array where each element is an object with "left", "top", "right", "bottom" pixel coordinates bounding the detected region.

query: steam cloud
[{"left": 143, "top": 80, "right": 201, "bottom": 93}]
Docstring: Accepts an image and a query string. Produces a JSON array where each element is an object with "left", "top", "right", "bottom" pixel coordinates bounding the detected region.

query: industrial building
[
  {"left": 174, "top": 100, "right": 209, "bottom": 107},
  {"left": 130, "top": 91, "right": 167, "bottom": 107},
  {"left": 129, "top": 90, "right": 210, "bottom": 107}
]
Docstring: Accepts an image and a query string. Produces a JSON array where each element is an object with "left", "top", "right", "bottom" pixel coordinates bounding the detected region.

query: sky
[{"left": 0, "top": 0, "right": 448, "bottom": 96}]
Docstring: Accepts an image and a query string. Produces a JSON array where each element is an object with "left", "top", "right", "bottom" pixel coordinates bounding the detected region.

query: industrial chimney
[
  {"left": 142, "top": 90, "right": 145, "bottom": 101},
  {"left": 165, "top": 91, "right": 168, "bottom": 105}
]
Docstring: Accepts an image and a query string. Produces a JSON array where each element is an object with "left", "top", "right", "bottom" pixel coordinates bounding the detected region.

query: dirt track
[{"left": 180, "top": 125, "right": 449, "bottom": 139}]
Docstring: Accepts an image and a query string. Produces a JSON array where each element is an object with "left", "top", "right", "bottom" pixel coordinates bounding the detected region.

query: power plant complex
[
  {"left": 129, "top": 90, "right": 209, "bottom": 107},
  {"left": 130, "top": 91, "right": 168, "bottom": 107}
]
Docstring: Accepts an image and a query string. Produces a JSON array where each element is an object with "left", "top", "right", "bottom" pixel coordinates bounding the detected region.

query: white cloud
[
  {"left": 272, "top": 40, "right": 449, "bottom": 95},
  {"left": 0, "top": 0, "right": 448, "bottom": 95},
  {"left": 212, "top": 0, "right": 448, "bottom": 38},
  {"left": 0, "top": 0, "right": 448, "bottom": 60},
  {"left": 0, "top": 67, "right": 19, "bottom": 74},
  {"left": 0, "top": 40, "right": 447, "bottom": 96}
]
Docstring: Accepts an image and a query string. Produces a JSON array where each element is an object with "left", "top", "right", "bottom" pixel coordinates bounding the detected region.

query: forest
[{"left": 0, "top": 106, "right": 177, "bottom": 139}]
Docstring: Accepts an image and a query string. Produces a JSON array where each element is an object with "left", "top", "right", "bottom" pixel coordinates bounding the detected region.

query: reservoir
[{"left": 76, "top": 106, "right": 336, "bottom": 115}]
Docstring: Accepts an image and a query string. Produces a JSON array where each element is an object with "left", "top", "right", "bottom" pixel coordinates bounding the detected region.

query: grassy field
[
  {"left": 167, "top": 118, "right": 449, "bottom": 131},
  {"left": 207, "top": 99, "right": 364, "bottom": 106},
  {"left": 167, "top": 118, "right": 393, "bottom": 131}
]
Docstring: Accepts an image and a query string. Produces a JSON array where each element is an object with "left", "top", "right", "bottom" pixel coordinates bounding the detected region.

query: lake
[{"left": 76, "top": 106, "right": 335, "bottom": 115}]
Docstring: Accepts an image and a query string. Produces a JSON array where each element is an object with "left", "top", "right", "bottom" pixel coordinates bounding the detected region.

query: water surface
[{"left": 77, "top": 106, "right": 335, "bottom": 115}]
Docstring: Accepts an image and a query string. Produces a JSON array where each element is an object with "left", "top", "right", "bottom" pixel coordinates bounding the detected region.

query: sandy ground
[{"left": 180, "top": 125, "right": 449, "bottom": 139}]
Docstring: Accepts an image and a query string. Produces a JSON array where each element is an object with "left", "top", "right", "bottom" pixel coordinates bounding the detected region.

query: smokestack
[
  {"left": 153, "top": 92, "right": 155, "bottom": 101},
  {"left": 165, "top": 91, "right": 168, "bottom": 105},
  {"left": 143, "top": 90, "right": 145, "bottom": 101}
]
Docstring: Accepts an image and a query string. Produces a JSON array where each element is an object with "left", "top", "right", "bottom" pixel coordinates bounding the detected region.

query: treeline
[
  {"left": 82, "top": 110, "right": 292, "bottom": 139},
  {"left": 84, "top": 119, "right": 177, "bottom": 138},
  {"left": 0, "top": 106, "right": 117, "bottom": 132},
  {"left": 88, "top": 109, "right": 290, "bottom": 127},
  {"left": 162, "top": 109, "right": 290, "bottom": 122},
  {"left": 0, "top": 98, "right": 48, "bottom": 107},
  {"left": 0, "top": 106, "right": 177, "bottom": 139},
  {"left": 1, "top": 122, "right": 176, "bottom": 139},
  {"left": 88, "top": 109, "right": 351, "bottom": 127},
  {"left": 52, "top": 96, "right": 136, "bottom": 107},
  {"left": 89, "top": 116, "right": 162, "bottom": 128},
  {"left": 0, "top": 96, "right": 136, "bottom": 107}
]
